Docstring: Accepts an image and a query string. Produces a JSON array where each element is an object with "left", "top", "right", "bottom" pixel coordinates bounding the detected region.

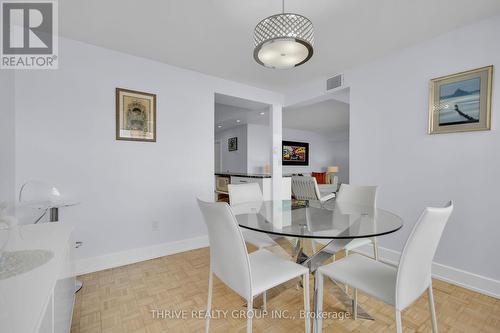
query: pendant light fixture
[{"left": 253, "top": 0, "right": 314, "bottom": 69}]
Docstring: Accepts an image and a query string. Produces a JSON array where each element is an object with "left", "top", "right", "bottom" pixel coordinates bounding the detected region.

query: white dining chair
[
  {"left": 228, "top": 183, "right": 278, "bottom": 250},
  {"left": 291, "top": 176, "right": 335, "bottom": 208},
  {"left": 197, "top": 199, "right": 311, "bottom": 333},
  {"left": 317, "top": 184, "right": 379, "bottom": 260},
  {"left": 316, "top": 201, "right": 453, "bottom": 333}
]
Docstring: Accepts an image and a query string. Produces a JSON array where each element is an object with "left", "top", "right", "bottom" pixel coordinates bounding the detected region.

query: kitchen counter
[
  {"left": 215, "top": 173, "right": 292, "bottom": 200},
  {"left": 215, "top": 172, "right": 293, "bottom": 178}
]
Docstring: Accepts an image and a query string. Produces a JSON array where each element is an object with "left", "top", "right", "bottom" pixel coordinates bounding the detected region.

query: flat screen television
[{"left": 282, "top": 140, "right": 309, "bottom": 166}]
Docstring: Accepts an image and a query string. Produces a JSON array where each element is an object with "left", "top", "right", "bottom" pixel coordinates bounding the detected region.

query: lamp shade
[
  {"left": 253, "top": 13, "right": 314, "bottom": 69},
  {"left": 327, "top": 166, "right": 339, "bottom": 173}
]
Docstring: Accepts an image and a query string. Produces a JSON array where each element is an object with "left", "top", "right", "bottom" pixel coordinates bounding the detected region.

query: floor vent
[{"left": 326, "top": 74, "right": 343, "bottom": 91}]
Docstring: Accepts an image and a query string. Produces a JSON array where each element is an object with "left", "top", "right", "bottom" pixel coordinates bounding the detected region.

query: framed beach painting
[
  {"left": 116, "top": 88, "right": 157, "bottom": 142},
  {"left": 428, "top": 66, "right": 493, "bottom": 134},
  {"left": 282, "top": 141, "right": 309, "bottom": 166}
]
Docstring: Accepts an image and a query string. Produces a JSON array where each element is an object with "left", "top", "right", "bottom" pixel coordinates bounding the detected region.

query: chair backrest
[
  {"left": 197, "top": 199, "right": 252, "bottom": 299},
  {"left": 395, "top": 201, "right": 453, "bottom": 310},
  {"left": 228, "top": 183, "right": 263, "bottom": 206},
  {"left": 292, "top": 176, "right": 321, "bottom": 201},
  {"left": 336, "top": 184, "right": 377, "bottom": 207}
]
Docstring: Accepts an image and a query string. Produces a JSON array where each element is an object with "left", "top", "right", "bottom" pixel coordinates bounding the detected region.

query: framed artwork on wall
[
  {"left": 428, "top": 66, "right": 493, "bottom": 134},
  {"left": 282, "top": 140, "right": 309, "bottom": 166},
  {"left": 116, "top": 88, "right": 157, "bottom": 142},
  {"left": 228, "top": 137, "right": 238, "bottom": 151}
]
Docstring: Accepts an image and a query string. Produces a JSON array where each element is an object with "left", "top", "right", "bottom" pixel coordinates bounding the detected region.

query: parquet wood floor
[{"left": 71, "top": 245, "right": 500, "bottom": 333}]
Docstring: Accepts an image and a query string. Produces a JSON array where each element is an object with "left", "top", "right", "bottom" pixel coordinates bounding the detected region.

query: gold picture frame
[
  {"left": 116, "top": 88, "right": 156, "bottom": 142},
  {"left": 428, "top": 66, "right": 493, "bottom": 134}
]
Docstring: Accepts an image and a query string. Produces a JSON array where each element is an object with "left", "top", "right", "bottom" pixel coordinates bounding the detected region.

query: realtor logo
[{"left": 1, "top": 0, "right": 58, "bottom": 69}]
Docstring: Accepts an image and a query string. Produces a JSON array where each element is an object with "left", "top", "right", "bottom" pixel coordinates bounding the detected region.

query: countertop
[{"left": 215, "top": 172, "right": 293, "bottom": 178}]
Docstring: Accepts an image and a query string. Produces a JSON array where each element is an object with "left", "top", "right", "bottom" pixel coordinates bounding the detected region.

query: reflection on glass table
[{"left": 233, "top": 200, "right": 402, "bottom": 240}]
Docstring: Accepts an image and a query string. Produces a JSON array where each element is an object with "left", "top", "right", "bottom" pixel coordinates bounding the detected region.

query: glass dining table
[{"left": 232, "top": 199, "right": 403, "bottom": 332}]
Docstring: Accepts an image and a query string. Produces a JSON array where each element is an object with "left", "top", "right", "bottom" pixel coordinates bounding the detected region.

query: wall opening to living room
[
  {"left": 214, "top": 93, "right": 272, "bottom": 174},
  {"left": 283, "top": 88, "right": 350, "bottom": 189},
  {"left": 214, "top": 93, "right": 282, "bottom": 202}
]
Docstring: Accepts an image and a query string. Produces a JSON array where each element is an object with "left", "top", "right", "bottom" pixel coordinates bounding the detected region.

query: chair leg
[
  {"left": 373, "top": 239, "right": 379, "bottom": 260},
  {"left": 428, "top": 285, "right": 438, "bottom": 333},
  {"left": 315, "top": 272, "right": 324, "bottom": 333},
  {"left": 205, "top": 270, "right": 213, "bottom": 333},
  {"left": 353, "top": 288, "right": 358, "bottom": 320},
  {"left": 303, "top": 273, "right": 311, "bottom": 333},
  {"left": 345, "top": 250, "right": 349, "bottom": 293},
  {"left": 311, "top": 239, "right": 317, "bottom": 253},
  {"left": 262, "top": 291, "right": 267, "bottom": 311},
  {"left": 247, "top": 297, "right": 253, "bottom": 333},
  {"left": 395, "top": 309, "right": 402, "bottom": 333}
]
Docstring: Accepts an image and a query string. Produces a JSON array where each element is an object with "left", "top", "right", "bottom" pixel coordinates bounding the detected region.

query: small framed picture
[
  {"left": 228, "top": 137, "right": 238, "bottom": 151},
  {"left": 282, "top": 141, "right": 309, "bottom": 166},
  {"left": 428, "top": 66, "right": 493, "bottom": 134},
  {"left": 116, "top": 88, "right": 156, "bottom": 142}
]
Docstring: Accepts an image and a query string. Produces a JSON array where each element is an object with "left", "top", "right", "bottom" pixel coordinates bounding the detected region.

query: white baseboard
[
  {"left": 76, "top": 237, "right": 500, "bottom": 299},
  {"left": 75, "top": 235, "right": 209, "bottom": 276},
  {"left": 356, "top": 245, "right": 500, "bottom": 299}
]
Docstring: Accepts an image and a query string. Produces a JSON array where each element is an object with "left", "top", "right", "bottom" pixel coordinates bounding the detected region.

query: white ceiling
[
  {"left": 215, "top": 103, "right": 269, "bottom": 133},
  {"left": 60, "top": 0, "right": 500, "bottom": 92},
  {"left": 215, "top": 95, "right": 349, "bottom": 136},
  {"left": 215, "top": 93, "right": 270, "bottom": 110}
]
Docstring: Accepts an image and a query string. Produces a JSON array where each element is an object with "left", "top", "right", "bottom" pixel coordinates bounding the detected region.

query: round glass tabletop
[{"left": 233, "top": 200, "right": 403, "bottom": 239}]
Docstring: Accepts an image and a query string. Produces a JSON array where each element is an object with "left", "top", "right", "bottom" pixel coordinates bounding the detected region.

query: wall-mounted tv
[{"left": 282, "top": 140, "right": 309, "bottom": 166}]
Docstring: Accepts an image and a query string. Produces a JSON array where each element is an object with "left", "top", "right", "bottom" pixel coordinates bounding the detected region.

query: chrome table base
[{"left": 289, "top": 237, "right": 374, "bottom": 332}]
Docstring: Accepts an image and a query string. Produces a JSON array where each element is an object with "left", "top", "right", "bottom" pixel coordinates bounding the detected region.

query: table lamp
[
  {"left": 263, "top": 164, "right": 271, "bottom": 174},
  {"left": 18, "top": 181, "right": 83, "bottom": 292},
  {"left": 327, "top": 166, "right": 339, "bottom": 184},
  {"left": 19, "top": 181, "right": 79, "bottom": 222}
]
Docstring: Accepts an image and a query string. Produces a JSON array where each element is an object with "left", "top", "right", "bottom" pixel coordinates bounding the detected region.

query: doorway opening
[
  {"left": 213, "top": 93, "right": 273, "bottom": 202},
  {"left": 282, "top": 88, "right": 350, "bottom": 192}
]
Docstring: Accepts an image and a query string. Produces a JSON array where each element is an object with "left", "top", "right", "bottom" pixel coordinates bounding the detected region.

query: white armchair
[
  {"left": 318, "top": 175, "right": 339, "bottom": 196},
  {"left": 291, "top": 176, "right": 335, "bottom": 207}
]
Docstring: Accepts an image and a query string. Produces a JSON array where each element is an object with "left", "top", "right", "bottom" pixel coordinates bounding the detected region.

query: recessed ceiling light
[
  {"left": 259, "top": 112, "right": 265, "bottom": 115},
  {"left": 236, "top": 120, "right": 241, "bottom": 123},
  {"left": 217, "top": 125, "right": 222, "bottom": 128}
]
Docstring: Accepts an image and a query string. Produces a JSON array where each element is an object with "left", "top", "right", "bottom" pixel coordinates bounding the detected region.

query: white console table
[{"left": 0, "top": 223, "right": 75, "bottom": 333}]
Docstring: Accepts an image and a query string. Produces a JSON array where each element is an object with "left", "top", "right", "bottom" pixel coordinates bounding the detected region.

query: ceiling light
[
  {"left": 236, "top": 120, "right": 241, "bottom": 123},
  {"left": 217, "top": 125, "right": 222, "bottom": 128},
  {"left": 260, "top": 112, "right": 266, "bottom": 115},
  {"left": 253, "top": 0, "right": 314, "bottom": 69}
]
